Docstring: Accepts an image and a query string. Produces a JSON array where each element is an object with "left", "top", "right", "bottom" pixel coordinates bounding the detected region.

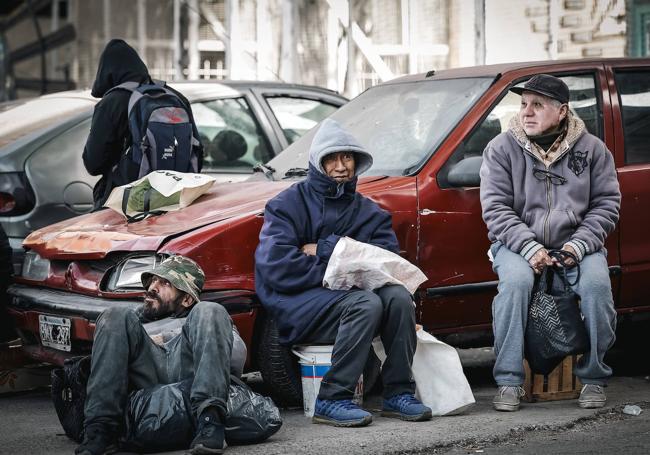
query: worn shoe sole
[
  {"left": 312, "top": 414, "right": 373, "bottom": 427},
  {"left": 493, "top": 401, "right": 520, "bottom": 412},
  {"left": 578, "top": 399, "right": 606, "bottom": 409},
  {"left": 381, "top": 409, "right": 433, "bottom": 421},
  {"left": 187, "top": 442, "right": 227, "bottom": 455}
]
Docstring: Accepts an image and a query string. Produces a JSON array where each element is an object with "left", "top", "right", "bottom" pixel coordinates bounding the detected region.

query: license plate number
[{"left": 39, "top": 315, "right": 71, "bottom": 352}]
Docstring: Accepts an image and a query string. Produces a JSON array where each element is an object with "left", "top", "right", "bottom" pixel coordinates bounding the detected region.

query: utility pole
[
  {"left": 475, "top": 0, "right": 485, "bottom": 65},
  {"left": 345, "top": 1, "right": 357, "bottom": 97},
  {"left": 548, "top": 0, "right": 560, "bottom": 59},
  {"left": 280, "top": 0, "right": 297, "bottom": 82},
  {"left": 173, "top": 0, "right": 182, "bottom": 80},
  {"left": 188, "top": 0, "right": 200, "bottom": 79}
]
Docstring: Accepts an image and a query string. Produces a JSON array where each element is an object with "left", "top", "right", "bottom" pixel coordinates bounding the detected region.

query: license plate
[{"left": 38, "top": 315, "right": 71, "bottom": 352}]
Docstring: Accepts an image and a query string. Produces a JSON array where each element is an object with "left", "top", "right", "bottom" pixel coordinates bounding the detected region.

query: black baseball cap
[{"left": 510, "top": 74, "right": 570, "bottom": 104}]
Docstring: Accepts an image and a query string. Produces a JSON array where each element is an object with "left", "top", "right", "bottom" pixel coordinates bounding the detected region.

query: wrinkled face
[
  {"left": 143, "top": 275, "right": 190, "bottom": 320},
  {"left": 519, "top": 91, "right": 568, "bottom": 136},
  {"left": 322, "top": 151, "right": 355, "bottom": 183}
]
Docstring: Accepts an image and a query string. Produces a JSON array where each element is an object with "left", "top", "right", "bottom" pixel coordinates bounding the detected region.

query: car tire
[
  {"left": 256, "top": 317, "right": 303, "bottom": 408},
  {"left": 255, "top": 316, "right": 383, "bottom": 407}
]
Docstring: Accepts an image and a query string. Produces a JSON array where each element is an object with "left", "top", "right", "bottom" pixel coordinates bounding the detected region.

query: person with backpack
[{"left": 83, "top": 39, "right": 203, "bottom": 211}]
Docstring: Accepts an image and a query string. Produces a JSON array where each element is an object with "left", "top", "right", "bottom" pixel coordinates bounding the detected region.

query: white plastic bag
[
  {"left": 373, "top": 329, "right": 475, "bottom": 416},
  {"left": 143, "top": 317, "right": 247, "bottom": 377},
  {"left": 323, "top": 237, "right": 427, "bottom": 294},
  {"left": 104, "top": 170, "right": 216, "bottom": 219}
]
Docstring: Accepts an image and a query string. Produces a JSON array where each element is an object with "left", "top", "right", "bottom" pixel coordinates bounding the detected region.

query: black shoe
[
  {"left": 75, "top": 424, "right": 118, "bottom": 455},
  {"left": 189, "top": 408, "right": 227, "bottom": 454}
]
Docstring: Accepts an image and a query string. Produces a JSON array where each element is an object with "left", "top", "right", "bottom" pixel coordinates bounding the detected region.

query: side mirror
[{"left": 447, "top": 156, "right": 482, "bottom": 188}]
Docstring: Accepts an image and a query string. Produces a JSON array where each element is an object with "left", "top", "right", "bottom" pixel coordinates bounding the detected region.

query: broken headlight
[
  {"left": 104, "top": 254, "right": 165, "bottom": 292},
  {"left": 21, "top": 250, "right": 51, "bottom": 281}
]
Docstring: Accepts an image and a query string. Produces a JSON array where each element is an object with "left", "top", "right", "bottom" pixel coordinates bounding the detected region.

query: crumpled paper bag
[{"left": 323, "top": 236, "right": 427, "bottom": 294}]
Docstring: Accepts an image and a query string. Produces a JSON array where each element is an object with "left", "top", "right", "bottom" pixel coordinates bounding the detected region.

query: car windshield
[
  {"left": 0, "top": 96, "right": 94, "bottom": 149},
  {"left": 263, "top": 77, "right": 493, "bottom": 178}
]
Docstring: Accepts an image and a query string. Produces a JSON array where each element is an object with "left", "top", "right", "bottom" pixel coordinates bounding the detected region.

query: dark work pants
[
  {"left": 83, "top": 302, "right": 233, "bottom": 431},
  {"left": 303, "top": 284, "right": 416, "bottom": 401}
]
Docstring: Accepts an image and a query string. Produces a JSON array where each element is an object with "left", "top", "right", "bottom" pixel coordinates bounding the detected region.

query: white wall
[{"left": 485, "top": 0, "right": 549, "bottom": 64}]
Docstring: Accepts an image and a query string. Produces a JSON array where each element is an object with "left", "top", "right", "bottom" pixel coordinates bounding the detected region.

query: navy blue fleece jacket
[{"left": 254, "top": 119, "right": 399, "bottom": 344}]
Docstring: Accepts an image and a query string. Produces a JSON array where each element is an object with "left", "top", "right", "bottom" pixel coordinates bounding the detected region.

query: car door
[
  {"left": 415, "top": 66, "right": 617, "bottom": 333},
  {"left": 608, "top": 62, "right": 650, "bottom": 310}
]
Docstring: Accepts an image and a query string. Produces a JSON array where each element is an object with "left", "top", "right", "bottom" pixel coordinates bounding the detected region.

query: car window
[
  {"left": 265, "top": 96, "right": 339, "bottom": 144},
  {"left": 191, "top": 97, "right": 273, "bottom": 173},
  {"left": 264, "top": 77, "right": 494, "bottom": 178},
  {"left": 0, "top": 97, "right": 94, "bottom": 149},
  {"left": 439, "top": 73, "right": 602, "bottom": 188},
  {"left": 613, "top": 70, "right": 650, "bottom": 164}
]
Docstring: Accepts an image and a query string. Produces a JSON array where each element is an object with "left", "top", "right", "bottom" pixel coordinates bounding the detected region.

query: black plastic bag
[
  {"left": 51, "top": 355, "right": 92, "bottom": 443},
  {"left": 226, "top": 376, "right": 282, "bottom": 444},
  {"left": 121, "top": 376, "right": 282, "bottom": 451},
  {"left": 524, "top": 250, "right": 589, "bottom": 375},
  {"left": 121, "top": 379, "right": 195, "bottom": 453}
]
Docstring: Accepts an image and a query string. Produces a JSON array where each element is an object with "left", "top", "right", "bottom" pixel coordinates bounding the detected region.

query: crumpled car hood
[
  {"left": 24, "top": 181, "right": 293, "bottom": 259},
  {"left": 24, "top": 176, "right": 390, "bottom": 259},
  {"left": 23, "top": 176, "right": 384, "bottom": 260}
]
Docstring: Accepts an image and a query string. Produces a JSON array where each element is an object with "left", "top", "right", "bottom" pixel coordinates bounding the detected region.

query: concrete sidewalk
[{"left": 2, "top": 376, "right": 649, "bottom": 454}]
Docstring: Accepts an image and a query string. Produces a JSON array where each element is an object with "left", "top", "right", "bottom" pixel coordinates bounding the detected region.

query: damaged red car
[{"left": 8, "top": 58, "right": 650, "bottom": 405}]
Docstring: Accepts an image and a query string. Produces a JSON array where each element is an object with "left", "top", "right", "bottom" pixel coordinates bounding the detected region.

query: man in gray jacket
[{"left": 479, "top": 74, "right": 620, "bottom": 412}]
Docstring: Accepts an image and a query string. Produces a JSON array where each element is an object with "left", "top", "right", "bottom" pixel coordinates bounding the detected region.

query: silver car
[{"left": 0, "top": 81, "right": 347, "bottom": 271}]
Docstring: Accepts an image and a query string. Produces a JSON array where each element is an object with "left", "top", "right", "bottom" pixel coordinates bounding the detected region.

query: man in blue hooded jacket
[{"left": 255, "top": 119, "right": 431, "bottom": 427}]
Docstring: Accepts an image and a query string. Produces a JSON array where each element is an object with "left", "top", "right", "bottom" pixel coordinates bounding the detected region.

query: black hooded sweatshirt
[{"left": 83, "top": 39, "right": 199, "bottom": 210}]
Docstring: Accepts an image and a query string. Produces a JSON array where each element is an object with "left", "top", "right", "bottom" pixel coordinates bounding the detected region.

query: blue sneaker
[
  {"left": 312, "top": 398, "right": 373, "bottom": 427},
  {"left": 382, "top": 393, "right": 432, "bottom": 421}
]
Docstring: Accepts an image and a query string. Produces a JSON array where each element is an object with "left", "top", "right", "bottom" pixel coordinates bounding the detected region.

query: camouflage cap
[{"left": 141, "top": 255, "right": 205, "bottom": 302}]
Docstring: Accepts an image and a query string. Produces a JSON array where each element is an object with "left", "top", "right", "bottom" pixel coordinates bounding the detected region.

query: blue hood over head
[{"left": 308, "top": 119, "right": 373, "bottom": 176}]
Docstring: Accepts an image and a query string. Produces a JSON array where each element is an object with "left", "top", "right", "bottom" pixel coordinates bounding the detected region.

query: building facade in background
[{"left": 0, "top": 0, "right": 645, "bottom": 100}]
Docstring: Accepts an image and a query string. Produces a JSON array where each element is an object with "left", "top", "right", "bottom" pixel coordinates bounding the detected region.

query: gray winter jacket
[{"left": 479, "top": 112, "right": 620, "bottom": 262}]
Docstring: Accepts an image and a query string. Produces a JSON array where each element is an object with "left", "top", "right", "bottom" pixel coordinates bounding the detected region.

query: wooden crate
[{"left": 523, "top": 355, "right": 582, "bottom": 402}]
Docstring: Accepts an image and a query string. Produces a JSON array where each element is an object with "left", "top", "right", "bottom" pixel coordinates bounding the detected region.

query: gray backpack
[{"left": 107, "top": 80, "right": 202, "bottom": 178}]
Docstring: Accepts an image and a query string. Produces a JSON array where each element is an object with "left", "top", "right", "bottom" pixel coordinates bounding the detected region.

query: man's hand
[
  {"left": 529, "top": 248, "right": 553, "bottom": 274},
  {"left": 553, "top": 244, "right": 577, "bottom": 267},
  {"left": 301, "top": 243, "right": 317, "bottom": 256}
]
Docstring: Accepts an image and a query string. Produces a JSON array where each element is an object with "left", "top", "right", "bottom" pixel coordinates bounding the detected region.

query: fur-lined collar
[{"left": 508, "top": 110, "right": 586, "bottom": 156}]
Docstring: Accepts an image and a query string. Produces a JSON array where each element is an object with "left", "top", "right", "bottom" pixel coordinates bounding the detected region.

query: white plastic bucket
[{"left": 292, "top": 345, "right": 363, "bottom": 417}]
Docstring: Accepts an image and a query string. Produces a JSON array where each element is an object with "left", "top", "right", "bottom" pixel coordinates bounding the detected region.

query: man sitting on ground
[{"left": 77, "top": 256, "right": 232, "bottom": 455}]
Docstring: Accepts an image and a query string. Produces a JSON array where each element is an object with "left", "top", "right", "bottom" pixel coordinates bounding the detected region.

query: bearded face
[{"left": 142, "top": 276, "right": 190, "bottom": 321}]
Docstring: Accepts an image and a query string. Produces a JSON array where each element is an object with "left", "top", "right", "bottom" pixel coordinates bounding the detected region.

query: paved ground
[
  {"left": 442, "top": 406, "right": 650, "bottom": 454},
  {"left": 1, "top": 347, "right": 649, "bottom": 455}
]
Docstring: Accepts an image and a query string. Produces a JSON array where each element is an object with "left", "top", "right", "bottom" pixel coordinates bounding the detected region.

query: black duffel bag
[
  {"left": 51, "top": 355, "right": 92, "bottom": 443},
  {"left": 524, "top": 250, "right": 589, "bottom": 375}
]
